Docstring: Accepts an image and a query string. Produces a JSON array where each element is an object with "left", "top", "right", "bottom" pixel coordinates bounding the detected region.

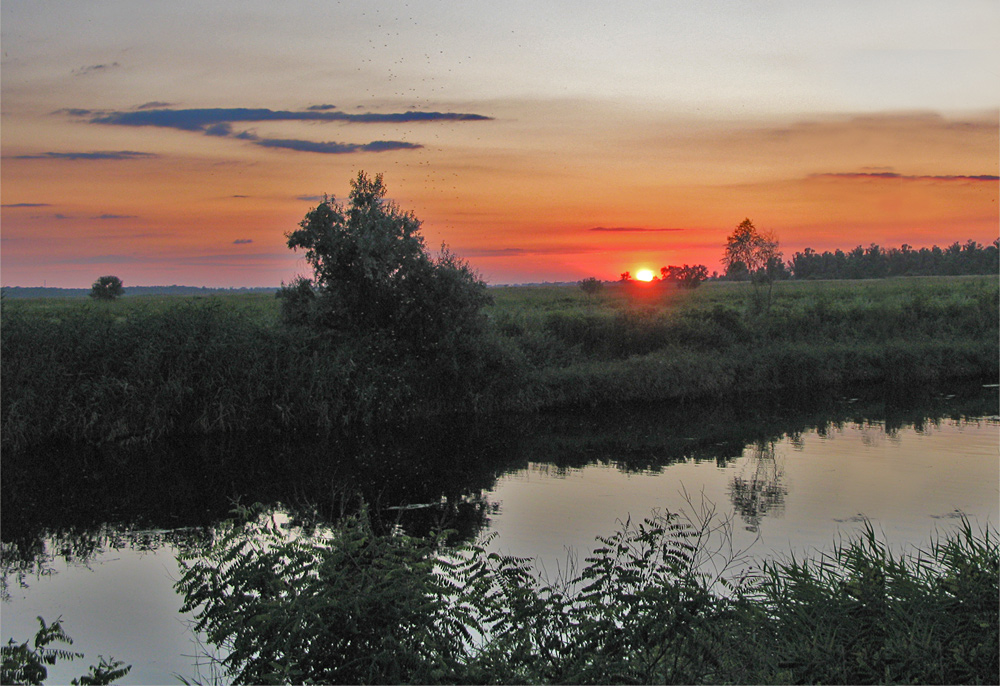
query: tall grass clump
[{"left": 739, "top": 519, "right": 999, "bottom": 684}]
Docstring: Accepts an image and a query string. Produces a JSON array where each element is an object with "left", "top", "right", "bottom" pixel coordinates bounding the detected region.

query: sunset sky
[{"left": 2, "top": 0, "right": 998, "bottom": 287}]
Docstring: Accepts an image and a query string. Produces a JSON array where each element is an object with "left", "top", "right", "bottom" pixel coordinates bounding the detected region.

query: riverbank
[{"left": 2, "top": 276, "right": 996, "bottom": 452}]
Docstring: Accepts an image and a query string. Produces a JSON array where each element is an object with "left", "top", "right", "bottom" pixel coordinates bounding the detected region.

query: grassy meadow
[{"left": 2, "top": 276, "right": 997, "bottom": 452}]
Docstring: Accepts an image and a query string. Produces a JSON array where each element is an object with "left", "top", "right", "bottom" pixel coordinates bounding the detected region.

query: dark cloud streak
[
  {"left": 60, "top": 104, "right": 490, "bottom": 157},
  {"left": 74, "top": 62, "right": 120, "bottom": 76},
  {"left": 812, "top": 172, "right": 999, "bottom": 182},
  {"left": 254, "top": 138, "right": 421, "bottom": 154},
  {"left": 464, "top": 245, "right": 606, "bottom": 257},
  {"left": 10, "top": 151, "right": 158, "bottom": 161},
  {"left": 589, "top": 226, "right": 684, "bottom": 232}
]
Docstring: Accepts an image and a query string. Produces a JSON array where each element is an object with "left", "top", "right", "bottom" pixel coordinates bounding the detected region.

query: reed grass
[{"left": 2, "top": 277, "right": 996, "bottom": 451}]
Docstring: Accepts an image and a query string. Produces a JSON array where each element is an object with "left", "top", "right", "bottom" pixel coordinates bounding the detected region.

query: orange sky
[{"left": 2, "top": 2, "right": 998, "bottom": 287}]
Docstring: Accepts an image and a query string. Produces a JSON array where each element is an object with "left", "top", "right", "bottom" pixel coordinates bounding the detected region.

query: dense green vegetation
[
  {"left": 2, "top": 276, "right": 997, "bottom": 452},
  {"left": 495, "top": 276, "right": 998, "bottom": 407},
  {"left": 176, "top": 504, "right": 998, "bottom": 684}
]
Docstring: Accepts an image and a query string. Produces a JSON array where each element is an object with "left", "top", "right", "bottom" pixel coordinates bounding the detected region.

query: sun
[{"left": 635, "top": 269, "right": 655, "bottom": 282}]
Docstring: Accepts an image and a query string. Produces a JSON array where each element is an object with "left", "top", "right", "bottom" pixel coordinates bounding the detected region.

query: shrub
[{"left": 579, "top": 277, "right": 604, "bottom": 296}]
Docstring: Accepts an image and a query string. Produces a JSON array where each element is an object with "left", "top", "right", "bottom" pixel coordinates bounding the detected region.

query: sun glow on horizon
[{"left": 636, "top": 269, "right": 655, "bottom": 282}]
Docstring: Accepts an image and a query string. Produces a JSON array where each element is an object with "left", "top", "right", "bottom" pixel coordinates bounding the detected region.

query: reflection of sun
[{"left": 636, "top": 269, "right": 654, "bottom": 282}]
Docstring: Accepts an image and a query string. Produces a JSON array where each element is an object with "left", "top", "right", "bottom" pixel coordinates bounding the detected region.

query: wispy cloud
[
  {"left": 136, "top": 101, "right": 174, "bottom": 110},
  {"left": 58, "top": 252, "right": 288, "bottom": 266},
  {"left": 73, "top": 62, "right": 120, "bottom": 76},
  {"left": 307, "top": 104, "right": 338, "bottom": 111},
  {"left": 811, "top": 172, "right": 999, "bottom": 182},
  {"left": 10, "top": 151, "right": 158, "bottom": 161},
  {"left": 589, "top": 226, "right": 685, "bottom": 232},
  {"left": 1, "top": 203, "right": 52, "bottom": 208},
  {"left": 60, "top": 254, "right": 138, "bottom": 265},
  {"left": 233, "top": 238, "right": 253, "bottom": 244},
  {"left": 95, "top": 214, "right": 137, "bottom": 219},
  {"left": 295, "top": 195, "right": 325, "bottom": 202},
  {"left": 52, "top": 108, "right": 94, "bottom": 117},
  {"left": 463, "top": 245, "right": 604, "bottom": 257}
]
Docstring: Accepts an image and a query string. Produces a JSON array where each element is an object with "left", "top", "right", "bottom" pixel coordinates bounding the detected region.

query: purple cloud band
[
  {"left": 10, "top": 151, "right": 157, "bottom": 161},
  {"left": 812, "top": 172, "right": 998, "bottom": 182},
  {"left": 82, "top": 106, "right": 492, "bottom": 131},
  {"left": 589, "top": 226, "right": 684, "bottom": 232},
  {"left": 57, "top": 105, "right": 488, "bottom": 155}
]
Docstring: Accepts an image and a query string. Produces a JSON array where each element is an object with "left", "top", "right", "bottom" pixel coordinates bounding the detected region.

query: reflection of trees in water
[
  {"left": 0, "top": 525, "right": 212, "bottom": 601},
  {"left": 4, "top": 385, "right": 993, "bottom": 575},
  {"left": 1, "top": 414, "right": 521, "bottom": 576},
  {"left": 1, "top": 493, "right": 499, "bottom": 597},
  {"left": 728, "top": 440, "right": 787, "bottom": 532}
]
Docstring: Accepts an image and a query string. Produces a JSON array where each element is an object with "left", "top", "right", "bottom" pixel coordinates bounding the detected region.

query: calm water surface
[
  {"left": 485, "top": 418, "right": 998, "bottom": 576},
  {"left": 3, "top": 391, "right": 997, "bottom": 684}
]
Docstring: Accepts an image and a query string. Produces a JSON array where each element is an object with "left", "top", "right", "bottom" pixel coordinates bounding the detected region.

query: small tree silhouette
[
  {"left": 722, "top": 219, "right": 781, "bottom": 311},
  {"left": 89, "top": 276, "right": 124, "bottom": 300}
]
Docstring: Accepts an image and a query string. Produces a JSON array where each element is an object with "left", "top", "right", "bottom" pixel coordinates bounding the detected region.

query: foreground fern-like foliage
[
  {"left": 1, "top": 617, "right": 130, "bottom": 686},
  {"left": 176, "top": 502, "right": 999, "bottom": 685}
]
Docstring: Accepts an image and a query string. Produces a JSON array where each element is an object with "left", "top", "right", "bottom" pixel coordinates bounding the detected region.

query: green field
[{"left": 2, "top": 276, "right": 997, "bottom": 451}]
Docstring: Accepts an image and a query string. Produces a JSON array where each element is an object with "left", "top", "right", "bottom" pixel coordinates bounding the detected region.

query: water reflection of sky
[
  {"left": 3, "top": 416, "right": 997, "bottom": 684},
  {"left": 484, "top": 419, "right": 999, "bottom": 576},
  {"left": 2, "top": 547, "right": 211, "bottom": 686}
]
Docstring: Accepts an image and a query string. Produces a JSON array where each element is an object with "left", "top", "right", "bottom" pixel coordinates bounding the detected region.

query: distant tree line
[
  {"left": 722, "top": 239, "right": 998, "bottom": 281},
  {"left": 660, "top": 264, "right": 709, "bottom": 289}
]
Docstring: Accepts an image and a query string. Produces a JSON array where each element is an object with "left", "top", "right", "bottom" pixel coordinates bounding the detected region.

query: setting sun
[{"left": 636, "top": 269, "right": 655, "bottom": 282}]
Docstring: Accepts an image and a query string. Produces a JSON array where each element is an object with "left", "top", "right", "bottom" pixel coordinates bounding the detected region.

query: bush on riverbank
[
  {"left": 2, "top": 276, "right": 997, "bottom": 452},
  {"left": 177, "top": 506, "right": 999, "bottom": 684}
]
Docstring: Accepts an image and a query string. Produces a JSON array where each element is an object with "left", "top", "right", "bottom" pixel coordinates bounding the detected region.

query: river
[{"left": 2, "top": 384, "right": 997, "bottom": 684}]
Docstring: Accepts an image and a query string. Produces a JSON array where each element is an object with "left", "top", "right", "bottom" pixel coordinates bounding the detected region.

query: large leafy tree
[{"left": 281, "top": 172, "right": 490, "bottom": 352}]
